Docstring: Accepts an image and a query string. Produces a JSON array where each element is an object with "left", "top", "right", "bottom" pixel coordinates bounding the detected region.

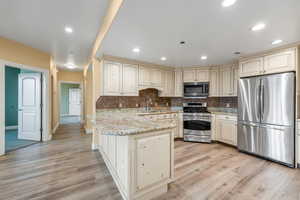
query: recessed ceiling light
[
  {"left": 65, "top": 26, "right": 73, "bottom": 33},
  {"left": 272, "top": 39, "right": 283, "bottom": 45},
  {"left": 201, "top": 56, "right": 208, "bottom": 60},
  {"left": 65, "top": 63, "right": 76, "bottom": 69},
  {"left": 251, "top": 23, "right": 266, "bottom": 31},
  {"left": 132, "top": 48, "right": 140, "bottom": 53},
  {"left": 222, "top": 0, "right": 237, "bottom": 7},
  {"left": 161, "top": 57, "right": 167, "bottom": 61}
]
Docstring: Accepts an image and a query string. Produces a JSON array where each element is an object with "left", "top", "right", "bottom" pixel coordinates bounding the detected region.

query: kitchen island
[{"left": 92, "top": 110, "right": 176, "bottom": 200}]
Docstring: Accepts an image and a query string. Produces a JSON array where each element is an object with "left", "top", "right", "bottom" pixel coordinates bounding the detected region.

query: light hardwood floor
[{"left": 0, "top": 125, "right": 300, "bottom": 200}]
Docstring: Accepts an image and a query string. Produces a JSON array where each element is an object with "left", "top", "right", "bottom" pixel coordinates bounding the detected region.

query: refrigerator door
[
  {"left": 238, "top": 77, "right": 261, "bottom": 123},
  {"left": 260, "top": 72, "right": 295, "bottom": 126},
  {"left": 260, "top": 124, "right": 294, "bottom": 166},
  {"left": 238, "top": 122, "right": 262, "bottom": 155}
]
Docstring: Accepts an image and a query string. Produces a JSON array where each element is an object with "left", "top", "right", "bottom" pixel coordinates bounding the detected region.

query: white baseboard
[
  {"left": 85, "top": 127, "right": 93, "bottom": 134},
  {"left": 52, "top": 123, "right": 59, "bottom": 134},
  {"left": 5, "top": 126, "right": 18, "bottom": 130}
]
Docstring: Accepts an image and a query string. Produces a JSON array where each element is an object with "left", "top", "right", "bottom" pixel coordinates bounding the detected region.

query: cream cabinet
[
  {"left": 102, "top": 61, "right": 138, "bottom": 96},
  {"left": 209, "top": 68, "right": 219, "bottom": 97},
  {"left": 150, "top": 69, "right": 162, "bottom": 86},
  {"left": 98, "top": 129, "right": 174, "bottom": 200},
  {"left": 183, "top": 70, "right": 196, "bottom": 82},
  {"left": 103, "top": 61, "right": 122, "bottom": 96},
  {"left": 239, "top": 48, "right": 297, "bottom": 78},
  {"left": 122, "top": 64, "right": 139, "bottom": 96},
  {"left": 233, "top": 66, "right": 239, "bottom": 96},
  {"left": 161, "top": 70, "right": 175, "bottom": 97},
  {"left": 263, "top": 48, "right": 296, "bottom": 74},
  {"left": 239, "top": 58, "right": 264, "bottom": 78},
  {"left": 139, "top": 66, "right": 163, "bottom": 88},
  {"left": 215, "top": 115, "right": 237, "bottom": 146},
  {"left": 196, "top": 70, "right": 210, "bottom": 82},
  {"left": 183, "top": 69, "right": 210, "bottom": 82},
  {"left": 219, "top": 66, "right": 234, "bottom": 96},
  {"left": 137, "top": 134, "right": 171, "bottom": 190},
  {"left": 174, "top": 70, "right": 183, "bottom": 97},
  {"left": 139, "top": 66, "right": 152, "bottom": 86}
]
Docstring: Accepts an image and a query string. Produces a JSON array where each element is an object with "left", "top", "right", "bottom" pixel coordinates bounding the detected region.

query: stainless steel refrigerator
[{"left": 238, "top": 72, "right": 295, "bottom": 167}]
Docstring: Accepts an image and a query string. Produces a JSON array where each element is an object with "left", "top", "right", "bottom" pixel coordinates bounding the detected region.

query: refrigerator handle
[{"left": 260, "top": 80, "right": 264, "bottom": 121}]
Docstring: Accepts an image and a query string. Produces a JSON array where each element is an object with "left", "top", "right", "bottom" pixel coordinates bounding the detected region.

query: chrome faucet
[{"left": 145, "top": 98, "right": 152, "bottom": 112}]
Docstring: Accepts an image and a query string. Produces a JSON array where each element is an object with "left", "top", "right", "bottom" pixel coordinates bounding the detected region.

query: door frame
[
  {"left": 58, "top": 81, "right": 83, "bottom": 123},
  {"left": 0, "top": 59, "right": 50, "bottom": 156}
]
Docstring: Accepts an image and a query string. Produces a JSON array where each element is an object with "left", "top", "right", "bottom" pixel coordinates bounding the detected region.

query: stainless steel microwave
[{"left": 184, "top": 82, "right": 209, "bottom": 98}]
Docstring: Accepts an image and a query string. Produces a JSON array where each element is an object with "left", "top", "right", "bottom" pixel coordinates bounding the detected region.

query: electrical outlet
[
  {"left": 225, "top": 103, "right": 230, "bottom": 108},
  {"left": 119, "top": 103, "right": 123, "bottom": 108},
  {"left": 136, "top": 103, "right": 139, "bottom": 107}
]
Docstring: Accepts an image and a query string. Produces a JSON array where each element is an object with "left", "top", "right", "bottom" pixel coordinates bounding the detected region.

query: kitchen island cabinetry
[{"left": 98, "top": 129, "right": 174, "bottom": 200}]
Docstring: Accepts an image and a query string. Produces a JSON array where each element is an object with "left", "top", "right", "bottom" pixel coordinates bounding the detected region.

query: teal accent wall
[
  {"left": 5, "top": 66, "right": 20, "bottom": 126},
  {"left": 60, "top": 83, "right": 80, "bottom": 115}
]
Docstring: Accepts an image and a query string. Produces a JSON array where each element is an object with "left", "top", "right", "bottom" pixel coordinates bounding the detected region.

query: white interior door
[
  {"left": 18, "top": 73, "right": 41, "bottom": 141},
  {"left": 69, "top": 88, "right": 81, "bottom": 116}
]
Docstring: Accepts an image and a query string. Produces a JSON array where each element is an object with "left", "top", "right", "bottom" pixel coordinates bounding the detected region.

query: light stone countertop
[{"left": 93, "top": 109, "right": 177, "bottom": 136}]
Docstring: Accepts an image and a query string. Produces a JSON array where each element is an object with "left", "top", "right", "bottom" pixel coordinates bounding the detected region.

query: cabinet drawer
[{"left": 216, "top": 115, "right": 237, "bottom": 121}]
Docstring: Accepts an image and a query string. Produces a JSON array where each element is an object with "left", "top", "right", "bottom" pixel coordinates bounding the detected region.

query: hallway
[{"left": 0, "top": 124, "right": 122, "bottom": 200}]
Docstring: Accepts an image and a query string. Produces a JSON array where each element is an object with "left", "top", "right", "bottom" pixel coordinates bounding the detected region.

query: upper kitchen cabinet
[
  {"left": 219, "top": 66, "right": 234, "bottom": 96},
  {"left": 209, "top": 67, "right": 219, "bottom": 97},
  {"left": 239, "top": 58, "right": 264, "bottom": 77},
  {"left": 139, "top": 66, "right": 152, "bottom": 86},
  {"left": 233, "top": 66, "right": 239, "bottom": 96},
  {"left": 183, "top": 68, "right": 210, "bottom": 83},
  {"left": 174, "top": 70, "right": 183, "bottom": 97},
  {"left": 263, "top": 48, "right": 296, "bottom": 74},
  {"left": 103, "top": 61, "right": 122, "bottom": 96},
  {"left": 160, "top": 70, "right": 175, "bottom": 97},
  {"left": 122, "top": 64, "right": 139, "bottom": 96},
  {"left": 101, "top": 61, "right": 139, "bottom": 96},
  {"left": 139, "top": 66, "right": 163, "bottom": 89},
  {"left": 239, "top": 47, "right": 297, "bottom": 78},
  {"left": 183, "top": 70, "right": 196, "bottom": 82}
]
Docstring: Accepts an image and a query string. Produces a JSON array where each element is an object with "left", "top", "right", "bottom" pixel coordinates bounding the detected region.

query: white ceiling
[
  {"left": 0, "top": 0, "right": 109, "bottom": 70},
  {"left": 99, "top": 0, "right": 300, "bottom": 67}
]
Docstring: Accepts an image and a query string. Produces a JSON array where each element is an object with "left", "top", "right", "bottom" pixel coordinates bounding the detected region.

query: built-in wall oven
[
  {"left": 183, "top": 102, "right": 212, "bottom": 143},
  {"left": 184, "top": 82, "right": 209, "bottom": 98}
]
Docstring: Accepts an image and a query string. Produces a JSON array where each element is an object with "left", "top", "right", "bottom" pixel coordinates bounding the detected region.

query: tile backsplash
[{"left": 96, "top": 88, "right": 237, "bottom": 109}]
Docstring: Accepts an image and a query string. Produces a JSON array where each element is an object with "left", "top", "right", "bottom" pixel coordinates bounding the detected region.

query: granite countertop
[
  {"left": 94, "top": 109, "right": 176, "bottom": 136},
  {"left": 208, "top": 107, "right": 237, "bottom": 116}
]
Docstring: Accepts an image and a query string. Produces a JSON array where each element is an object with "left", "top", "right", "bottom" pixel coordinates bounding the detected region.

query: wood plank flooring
[{"left": 0, "top": 124, "right": 300, "bottom": 200}]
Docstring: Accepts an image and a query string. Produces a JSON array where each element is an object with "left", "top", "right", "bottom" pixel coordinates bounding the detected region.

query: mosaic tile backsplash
[{"left": 96, "top": 88, "right": 237, "bottom": 109}]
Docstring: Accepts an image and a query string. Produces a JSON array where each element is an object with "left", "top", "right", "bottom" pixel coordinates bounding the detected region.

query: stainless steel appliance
[
  {"left": 183, "top": 102, "right": 212, "bottom": 143},
  {"left": 238, "top": 72, "right": 295, "bottom": 167},
  {"left": 184, "top": 82, "right": 209, "bottom": 98}
]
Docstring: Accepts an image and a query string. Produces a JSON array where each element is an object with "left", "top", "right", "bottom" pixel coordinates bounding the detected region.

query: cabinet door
[
  {"left": 122, "top": 64, "right": 138, "bottom": 96},
  {"left": 233, "top": 66, "right": 239, "bottom": 96},
  {"left": 162, "top": 71, "right": 175, "bottom": 96},
  {"left": 139, "top": 66, "right": 151, "bottom": 86},
  {"left": 183, "top": 70, "right": 196, "bottom": 82},
  {"left": 263, "top": 49, "right": 296, "bottom": 74},
  {"left": 103, "top": 61, "right": 122, "bottom": 96},
  {"left": 196, "top": 70, "right": 210, "bottom": 82},
  {"left": 174, "top": 70, "right": 183, "bottom": 97},
  {"left": 239, "top": 58, "right": 263, "bottom": 77},
  {"left": 219, "top": 119, "right": 236, "bottom": 146},
  {"left": 209, "top": 69, "right": 219, "bottom": 97},
  {"left": 136, "top": 134, "right": 171, "bottom": 190},
  {"left": 220, "top": 67, "right": 233, "bottom": 96},
  {"left": 150, "top": 69, "right": 162, "bottom": 87}
]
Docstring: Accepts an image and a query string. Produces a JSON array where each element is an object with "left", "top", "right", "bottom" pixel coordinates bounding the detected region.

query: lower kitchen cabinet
[
  {"left": 215, "top": 115, "right": 237, "bottom": 146},
  {"left": 98, "top": 129, "right": 174, "bottom": 200}
]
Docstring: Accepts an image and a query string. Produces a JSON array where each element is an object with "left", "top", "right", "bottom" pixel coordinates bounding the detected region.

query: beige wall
[
  {"left": 0, "top": 37, "right": 52, "bottom": 149},
  {"left": 0, "top": 36, "right": 50, "bottom": 69},
  {"left": 58, "top": 69, "right": 84, "bottom": 82}
]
